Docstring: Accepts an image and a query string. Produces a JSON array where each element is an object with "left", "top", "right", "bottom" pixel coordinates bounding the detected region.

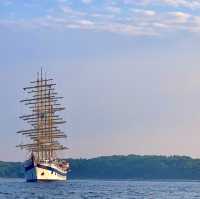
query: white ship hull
[{"left": 24, "top": 159, "right": 67, "bottom": 182}]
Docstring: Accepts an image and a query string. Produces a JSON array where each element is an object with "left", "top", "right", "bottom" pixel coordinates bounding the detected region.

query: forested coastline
[{"left": 1, "top": 155, "right": 200, "bottom": 180}]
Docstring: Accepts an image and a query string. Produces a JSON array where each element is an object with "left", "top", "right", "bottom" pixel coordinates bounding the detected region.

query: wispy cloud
[
  {"left": 159, "top": 0, "right": 200, "bottom": 9},
  {"left": 124, "top": 0, "right": 200, "bottom": 9},
  {"left": 0, "top": 0, "right": 200, "bottom": 36},
  {"left": 82, "top": 0, "right": 93, "bottom": 4}
]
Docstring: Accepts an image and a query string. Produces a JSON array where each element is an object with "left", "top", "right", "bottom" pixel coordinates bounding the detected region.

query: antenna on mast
[{"left": 41, "top": 67, "right": 43, "bottom": 81}]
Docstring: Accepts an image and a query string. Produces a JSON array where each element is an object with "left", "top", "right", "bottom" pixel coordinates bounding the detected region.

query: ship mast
[{"left": 17, "top": 69, "right": 67, "bottom": 162}]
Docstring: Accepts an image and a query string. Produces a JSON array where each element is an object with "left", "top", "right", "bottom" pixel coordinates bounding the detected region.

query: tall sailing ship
[{"left": 17, "top": 70, "right": 69, "bottom": 182}]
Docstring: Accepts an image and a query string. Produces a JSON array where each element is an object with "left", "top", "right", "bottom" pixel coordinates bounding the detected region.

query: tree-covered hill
[
  {"left": 68, "top": 155, "right": 200, "bottom": 180},
  {"left": 2, "top": 155, "right": 200, "bottom": 180},
  {"left": 0, "top": 161, "right": 24, "bottom": 178}
]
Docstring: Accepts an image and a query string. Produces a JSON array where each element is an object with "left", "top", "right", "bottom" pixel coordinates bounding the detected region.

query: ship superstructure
[{"left": 17, "top": 69, "right": 69, "bottom": 182}]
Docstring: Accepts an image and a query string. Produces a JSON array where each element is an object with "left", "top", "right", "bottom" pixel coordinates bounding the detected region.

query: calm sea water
[{"left": 0, "top": 178, "right": 200, "bottom": 199}]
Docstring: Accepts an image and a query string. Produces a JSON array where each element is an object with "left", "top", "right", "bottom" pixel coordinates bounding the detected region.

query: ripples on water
[{"left": 0, "top": 178, "right": 200, "bottom": 199}]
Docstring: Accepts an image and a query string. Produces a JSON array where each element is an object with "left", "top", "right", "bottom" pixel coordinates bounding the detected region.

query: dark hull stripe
[
  {"left": 37, "top": 164, "right": 66, "bottom": 176},
  {"left": 27, "top": 179, "right": 66, "bottom": 182},
  {"left": 24, "top": 163, "right": 66, "bottom": 176}
]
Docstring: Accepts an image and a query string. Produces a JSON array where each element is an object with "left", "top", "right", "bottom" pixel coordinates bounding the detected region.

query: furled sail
[{"left": 17, "top": 69, "right": 68, "bottom": 162}]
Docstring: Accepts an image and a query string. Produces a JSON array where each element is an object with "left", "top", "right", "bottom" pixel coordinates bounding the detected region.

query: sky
[{"left": 1, "top": 0, "right": 200, "bottom": 161}]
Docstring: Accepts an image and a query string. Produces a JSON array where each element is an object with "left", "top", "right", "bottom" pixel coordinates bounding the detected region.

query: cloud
[
  {"left": 78, "top": 19, "right": 93, "bottom": 25},
  {"left": 161, "top": 0, "right": 200, "bottom": 9},
  {"left": 61, "top": 6, "right": 86, "bottom": 16},
  {"left": 123, "top": 0, "right": 200, "bottom": 9},
  {"left": 1, "top": 0, "right": 200, "bottom": 36},
  {"left": 106, "top": 6, "right": 121, "bottom": 14},
  {"left": 168, "top": 11, "right": 191, "bottom": 23},
  {"left": 82, "top": 0, "right": 92, "bottom": 4},
  {"left": 132, "top": 9, "right": 156, "bottom": 16}
]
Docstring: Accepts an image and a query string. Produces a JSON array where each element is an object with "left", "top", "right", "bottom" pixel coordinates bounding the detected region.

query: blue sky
[
  {"left": 1, "top": 0, "right": 200, "bottom": 36},
  {"left": 1, "top": 0, "right": 200, "bottom": 161}
]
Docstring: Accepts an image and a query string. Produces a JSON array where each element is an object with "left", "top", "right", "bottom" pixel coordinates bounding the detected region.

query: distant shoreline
[{"left": 1, "top": 155, "right": 200, "bottom": 180}]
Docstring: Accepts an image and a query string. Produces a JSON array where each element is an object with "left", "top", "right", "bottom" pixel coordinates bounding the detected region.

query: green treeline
[
  {"left": 68, "top": 155, "right": 200, "bottom": 180},
  {"left": 0, "top": 161, "right": 24, "bottom": 178},
  {"left": 2, "top": 155, "right": 200, "bottom": 179}
]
